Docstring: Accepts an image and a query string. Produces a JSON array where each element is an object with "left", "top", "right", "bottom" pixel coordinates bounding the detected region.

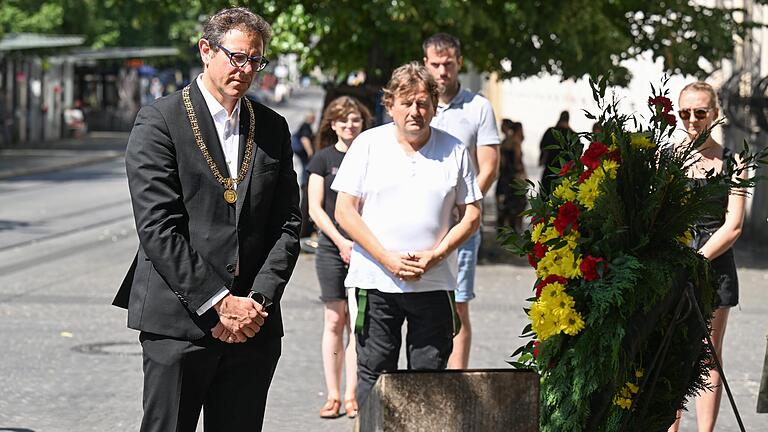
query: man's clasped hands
[{"left": 211, "top": 294, "right": 269, "bottom": 343}]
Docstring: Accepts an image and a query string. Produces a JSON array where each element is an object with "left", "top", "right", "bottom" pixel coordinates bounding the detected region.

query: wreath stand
[{"left": 621, "top": 282, "right": 745, "bottom": 431}]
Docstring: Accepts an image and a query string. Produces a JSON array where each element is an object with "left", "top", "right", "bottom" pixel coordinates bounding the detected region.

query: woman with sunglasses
[
  {"left": 668, "top": 82, "right": 747, "bottom": 432},
  {"left": 306, "top": 96, "right": 372, "bottom": 419}
]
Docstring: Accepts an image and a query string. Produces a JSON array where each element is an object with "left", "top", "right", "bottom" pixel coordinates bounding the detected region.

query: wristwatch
[{"left": 247, "top": 291, "right": 273, "bottom": 308}]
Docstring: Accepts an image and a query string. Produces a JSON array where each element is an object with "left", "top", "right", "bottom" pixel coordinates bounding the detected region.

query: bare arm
[
  {"left": 308, "top": 173, "right": 353, "bottom": 262},
  {"left": 699, "top": 155, "right": 748, "bottom": 260},
  {"left": 335, "top": 192, "right": 424, "bottom": 279},
  {"left": 301, "top": 136, "right": 314, "bottom": 158},
  {"left": 477, "top": 145, "right": 500, "bottom": 195},
  {"left": 408, "top": 201, "right": 481, "bottom": 272},
  {"left": 513, "top": 140, "right": 526, "bottom": 179}
]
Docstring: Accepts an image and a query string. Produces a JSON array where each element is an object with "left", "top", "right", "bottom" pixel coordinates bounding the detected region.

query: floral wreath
[{"left": 504, "top": 76, "right": 767, "bottom": 431}]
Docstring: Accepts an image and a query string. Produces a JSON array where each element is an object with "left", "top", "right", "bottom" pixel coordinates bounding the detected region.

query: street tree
[
  {"left": 1, "top": 0, "right": 764, "bottom": 86},
  {"left": 268, "top": 0, "right": 766, "bottom": 85}
]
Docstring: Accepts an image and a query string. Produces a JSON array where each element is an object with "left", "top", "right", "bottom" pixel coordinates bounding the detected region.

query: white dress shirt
[{"left": 195, "top": 75, "right": 241, "bottom": 315}]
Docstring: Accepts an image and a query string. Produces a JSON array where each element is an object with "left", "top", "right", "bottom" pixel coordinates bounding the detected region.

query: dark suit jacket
[{"left": 113, "top": 80, "right": 301, "bottom": 341}]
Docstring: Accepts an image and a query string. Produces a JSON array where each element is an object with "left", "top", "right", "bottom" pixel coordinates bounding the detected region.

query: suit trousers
[
  {"left": 139, "top": 331, "right": 281, "bottom": 432},
  {"left": 355, "top": 289, "right": 454, "bottom": 409}
]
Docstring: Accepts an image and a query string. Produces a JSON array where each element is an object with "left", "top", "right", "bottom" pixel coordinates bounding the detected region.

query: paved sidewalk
[{"left": 0, "top": 132, "right": 128, "bottom": 180}]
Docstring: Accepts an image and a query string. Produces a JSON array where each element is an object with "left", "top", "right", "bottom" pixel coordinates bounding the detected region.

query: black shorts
[{"left": 315, "top": 233, "right": 348, "bottom": 302}]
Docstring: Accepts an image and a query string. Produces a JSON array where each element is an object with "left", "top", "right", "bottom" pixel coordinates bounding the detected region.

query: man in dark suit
[{"left": 113, "top": 7, "right": 301, "bottom": 431}]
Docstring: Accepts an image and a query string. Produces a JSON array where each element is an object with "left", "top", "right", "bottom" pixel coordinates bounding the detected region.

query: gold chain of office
[{"left": 182, "top": 85, "right": 255, "bottom": 204}]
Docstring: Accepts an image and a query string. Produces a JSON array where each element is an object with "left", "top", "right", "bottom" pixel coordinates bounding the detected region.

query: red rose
[
  {"left": 554, "top": 201, "right": 580, "bottom": 235},
  {"left": 535, "top": 274, "right": 567, "bottom": 298},
  {"left": 663, "top": 112, "right": 677, "bottom": 127},
  {"left": 607, "top": 149, "right": 621, "bottom": 163},
  {"left": 648, "top": 96, "right": 673, "bottom": 113},
  {"left": 533, "top": 341, "right": 541, "bottom": 358},
  {"left": 558, "top": 160, "right": 575, "bottom": 177},
  {"left": 533, "top": 242, "right": 548, "bottom": 258},
  {"left": 528, "top": 254, "right": 538, "bottom": 269},
  {"left": 580, "top": 141, "right": 609, "bottom": 170},
  {"left": 580, "top": 255, "right": 607, "bottom": 281},
  {"left": 541, "top": 275, "right": 568, "bottom": 286},
  {"left": 578, "top": 169, "right": 594, "bottom": 183}
]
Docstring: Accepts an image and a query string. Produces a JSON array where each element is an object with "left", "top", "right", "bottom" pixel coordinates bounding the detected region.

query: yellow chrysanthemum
[
  {"left": 531, "top": 218, "right": 560, "bottom": 244},
  {"left": 577, "top": 174, "right": 603, "bottom": 210},
  {"left": 561, "top": 310, "right": 585, "bottom": 336},
  {"left": 552, "top": 292, "right": 577, "bottom": 320},
  {"left": 529, "top": 300, "right": 559, "bottom": 341},
  {"left": 540, "top": 282, "right": 566, "bottom": 302},
  {"left": 531, "top": 222, "right": 545, "bottom": 243},
  {"left": 536, "top": 246, "right": 582, "bottom": 279},
  {"left": 635, "top": 369, "right": 645, "bottom": 379},
  {"left": 614, "top": 396, "right": 632, "bottom": 410},
  {"left": 630, "top": 132, "right": 655, "bottom": 149},
  {"left": 540, "top": 224, "right": 560, "bottom": 244},
  {"left": 626, "top": 382, "right": 639, "bottom": 394},
  {"left": 553, "top": 177, "right": 578, "bottom": 201},
  {"left": 601, "top": 159, "right": 619, "bottom": 179}
]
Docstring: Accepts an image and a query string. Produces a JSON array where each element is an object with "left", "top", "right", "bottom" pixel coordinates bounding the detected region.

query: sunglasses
[
  {"left": 217, "top": 44, "right": 269, "bottom": 71},
  {"left": 677, "top": 107, "right": 712, "bottom": 121}
]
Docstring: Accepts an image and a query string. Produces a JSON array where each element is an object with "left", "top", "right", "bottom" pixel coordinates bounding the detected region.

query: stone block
[
  {"left": 758, "top": 334, "right": 768, "bottom": 413},
  {"left": 358, "top": 369, "right": 539, "bottom": 432}
]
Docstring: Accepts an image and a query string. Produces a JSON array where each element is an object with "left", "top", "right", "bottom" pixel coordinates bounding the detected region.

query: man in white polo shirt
[
  {"left": 332, "top": 62, "right": 482, "bottom": 407},
  {"left": 423, "top": 33, "right": 501, "bottom": 369}
]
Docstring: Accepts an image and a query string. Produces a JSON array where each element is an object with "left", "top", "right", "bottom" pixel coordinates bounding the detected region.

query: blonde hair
[
  {"left": 680, "top": 81, "right": 719, "bottom": 109},
  {"left": 382, "top": 62, "right": 439, "bottom": 110},
  {"left": 314, "top": 96, "right": 372, "bottom": 149}
]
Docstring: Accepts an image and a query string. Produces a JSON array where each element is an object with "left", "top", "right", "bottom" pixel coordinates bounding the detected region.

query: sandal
[
  {"left": 319, "top": 398, "right": 341, "bottom": 418},
  {"left": 344, "top": 399, "right": 358, "bottom": 419}
]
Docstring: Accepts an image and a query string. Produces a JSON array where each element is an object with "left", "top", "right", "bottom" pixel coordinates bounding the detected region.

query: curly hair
[
  {"left": 315, "top": 96, "right": 373, "bottom": 150},
  {"left": 381, "top": 62, "right": 439, "bottom": 111},
  {"left": 202, "top": 7, "right": 272, "bottom": 51}
]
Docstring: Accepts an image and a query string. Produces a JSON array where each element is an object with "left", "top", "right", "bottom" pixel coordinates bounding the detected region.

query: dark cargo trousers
[{"left": 354, "top": 289, "right": 455, "bottom": 408}]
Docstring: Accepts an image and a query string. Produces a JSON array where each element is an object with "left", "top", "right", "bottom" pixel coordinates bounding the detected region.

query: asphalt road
[{"left": 0, "top": 88, "right": 766, "bottom": 431}]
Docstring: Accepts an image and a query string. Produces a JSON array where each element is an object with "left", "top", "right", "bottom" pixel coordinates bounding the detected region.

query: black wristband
[{"left": 247, "top": 291, "right": 273, "bottom": 308}]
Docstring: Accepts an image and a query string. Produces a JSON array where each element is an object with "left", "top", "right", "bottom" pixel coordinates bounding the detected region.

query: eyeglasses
[
  {"left": 678, "top": 107, "right": 712, "bottom": 121},
  {"left": 334, "top": 116, "right": 363, "bottom": 125},
  {"left": 217, "top": 44, "right": 269, "bottom": 71}
]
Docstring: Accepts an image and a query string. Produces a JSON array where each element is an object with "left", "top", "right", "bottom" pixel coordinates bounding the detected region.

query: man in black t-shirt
[{"left": 294, "top": 112, "right": 317, "bottom": 241}]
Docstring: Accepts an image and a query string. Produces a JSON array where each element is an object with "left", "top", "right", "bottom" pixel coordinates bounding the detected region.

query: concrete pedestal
[
  {"left": 758, "top": 334, "right": 768, "bottom": 413},
  {"left": 358, "top": 369, "right": 539, "bottom": 432}
]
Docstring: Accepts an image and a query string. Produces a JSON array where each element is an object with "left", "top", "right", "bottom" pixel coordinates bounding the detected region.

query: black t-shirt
[
  {"left": 306, "top": 145, "right": 346, "bottom": 230},
  {"left": 292, "top": 122, "right": 315, "bottom": 164}
]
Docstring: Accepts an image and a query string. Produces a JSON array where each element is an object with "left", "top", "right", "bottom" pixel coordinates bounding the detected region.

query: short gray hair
[
  {"left": 202, "top": 7, "right": 272, "bottom": 51},
  {"left": 382, "top": 62, "right": 439, "bottom": 110}
]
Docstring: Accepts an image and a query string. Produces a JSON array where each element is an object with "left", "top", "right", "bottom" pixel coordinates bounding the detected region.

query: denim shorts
[{"left": 455, "top": 230, "right": 481, "bottom": 303}]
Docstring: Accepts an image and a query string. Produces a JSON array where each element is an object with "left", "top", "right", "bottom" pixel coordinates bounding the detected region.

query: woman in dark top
[
  {"left": 307, "top": 96, "right": 372, "bottom": 419},
  {"left": 668, "top": 82, "right": 747, "bottom": 432},
  {"left": 496, "top": 119, "right": 527, "bottom": 232}
]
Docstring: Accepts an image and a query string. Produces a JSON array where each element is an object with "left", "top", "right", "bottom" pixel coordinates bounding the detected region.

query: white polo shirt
[
  {"left": 331, "top": 123, "right": 482, "bottom": 294},
  {"left": 431, "top": 88, "right": 500, "bottom": 170}
]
